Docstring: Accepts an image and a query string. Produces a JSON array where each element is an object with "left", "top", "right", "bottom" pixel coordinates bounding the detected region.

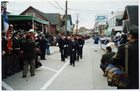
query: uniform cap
[
  {"left": 37, "top": 31, "right": 41, "bottom": 33},
  {"left": 24, "top": 31, "right": 28, "bottom": 34},
  {"left": 10, "top": 32, "right": 14, "bottom": 34},
  {"left": 42, "top": 35, "right": 45, "bottom": 37},
  {"left": 19, "top": 33, "right": 24, "bottom": 36},
  {"left": 128, "top": 24, "right": 138, "bottom": 34},
  {"left": 14, "top": 31, "right": 19, "bottom": 35},
  {"left": 128, "top": 24, "right": 138, "bottom": 39}
]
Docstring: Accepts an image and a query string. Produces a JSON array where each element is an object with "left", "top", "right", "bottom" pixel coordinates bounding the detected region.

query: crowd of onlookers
[{"left": 99, "top": 24, "right": 139, "bottom": 89}]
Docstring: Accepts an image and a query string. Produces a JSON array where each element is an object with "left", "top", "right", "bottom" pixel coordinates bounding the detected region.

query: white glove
[
  {"left": 72, "top": 49, "right": 75, "bottom": 51},
  {"left": 64, "top": 45, "right": 66, "bottom": 47}
]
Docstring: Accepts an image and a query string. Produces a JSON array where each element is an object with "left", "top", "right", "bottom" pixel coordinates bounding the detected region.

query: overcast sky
[{"left": 4, "top": 0, "right": 139, "bottom": 29}]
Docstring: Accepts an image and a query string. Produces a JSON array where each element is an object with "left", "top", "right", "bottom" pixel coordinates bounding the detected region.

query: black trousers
[
  {"left": 100, "top": 63, "right": 106, "bottom": 73},
  {"left": 77, "top": 47, "right": 83, "bottom": 60},
  {"left": 13, "top": 55, "right": 20, "bottom": 72},
  {"left": 41, "top": 48, "right": 46, "bottom": 59},
  {"left": 19, "top": 57, "right": 24, "bottom": 70},
  {"left": 5, "top": 55, "right": 13, "bottom": 74},
  {"left": 60, "top": 48, "right": 65, "bottom": 61},
  {"left": 70, "top": 50, "right": 76, "bottom": 65},
  {"left": 64, "top": 47, "right": 68, "bottom": 58}
]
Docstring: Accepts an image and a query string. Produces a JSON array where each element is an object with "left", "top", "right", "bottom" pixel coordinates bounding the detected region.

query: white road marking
[
  {"left": 2, "top": 81, "right": 14, "bottom": 90},
  {"left": 40, "top": 60, "right": 69, "bottom": 90},
  {"left": 40, "top": 66, "right": 58, "bottom": 73}
]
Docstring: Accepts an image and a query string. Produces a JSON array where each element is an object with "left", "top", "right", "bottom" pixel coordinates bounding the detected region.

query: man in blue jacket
[
  {"left": 94, "top": 35, "right": 99, "bottom": 51},
  {"left": 39, "top": 35, "right": 48, "bottom": 60}
]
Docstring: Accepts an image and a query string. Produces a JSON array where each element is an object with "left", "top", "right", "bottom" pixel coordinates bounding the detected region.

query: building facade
[{"left": 108, "top": 11, "right": 123, "bottom": 35}]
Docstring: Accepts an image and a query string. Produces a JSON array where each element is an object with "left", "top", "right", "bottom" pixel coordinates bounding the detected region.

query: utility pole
[
  {"left": 65, "top": 1, "right": 67, "bottom": 35},
  {"left": 76, "top": 14, "right": 79, "bottom": 34}
]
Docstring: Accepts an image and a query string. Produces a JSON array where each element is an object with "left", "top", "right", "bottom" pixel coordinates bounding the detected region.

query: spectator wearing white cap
[{"left": 29, "top": 29, "right": 35, "bottom": 41}]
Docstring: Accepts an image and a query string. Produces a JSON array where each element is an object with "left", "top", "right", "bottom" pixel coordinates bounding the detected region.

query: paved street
[{"left": 2, "top": 38, "right": 117, "bottom": 90}]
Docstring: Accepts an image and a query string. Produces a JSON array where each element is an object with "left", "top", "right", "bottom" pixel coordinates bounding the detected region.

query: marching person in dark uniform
[
  {"left": 2, "top": 32, "right": 7, "bottom": 79},
  {"left": 67, "top": 35, "right": 71, "bottom": 57},
  {"left": 74, "top": 35, "right": 79, "bottom": 61},
  {"left": 77, "top": 35, "right": 84, "bottom": 60},
  {"left": 64, "top": 35, "right": 68, "bottom": 58},
  {"left": 59, "top": 34, "right": 65, "bottom": 62},
  {"left": 39, "top": 35, "right": 48, "bottom": 60},
  {"left": 22, "top": 35, "right": 38, "bottom": 78},
  {"left": 12, "top": 31, "right": 20, "bottom": 73},
  {"left": 69, "top": 35, "right": 77, "bottom": 67},
  {"left": 110, "top": 24, "right": 139, "bottom": 89}
]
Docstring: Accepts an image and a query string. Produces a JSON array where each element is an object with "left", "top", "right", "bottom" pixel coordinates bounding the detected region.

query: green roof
[{"left": 1, "top": 15, "right": 49, "bottom": 25}]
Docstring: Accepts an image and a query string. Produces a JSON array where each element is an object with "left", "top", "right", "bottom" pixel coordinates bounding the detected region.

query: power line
[
  {"left": 47, "top": 1, "right": 59, "bottom": 9},
  {"left": 68, "top": 8, "right": 112, "bottom": 12},
  {"left": 55, "top": 1, "right": 64, "bottom": 11}
]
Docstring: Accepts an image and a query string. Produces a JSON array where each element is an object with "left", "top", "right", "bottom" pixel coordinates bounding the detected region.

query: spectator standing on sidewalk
[
  {"left": 29, "top": 29, "right": 35, "bottom": 41},
  {"left": 39, "top": 35, "right": 48, "bottom": 60},
  {"left": 22, "top": 35, "right": 38, "bottom": 78}
]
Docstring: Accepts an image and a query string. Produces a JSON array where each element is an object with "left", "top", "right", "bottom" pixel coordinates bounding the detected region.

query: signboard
[
  {"left": 95, "top": 15, "right": 108, "bottom": 22},
  {"left": 26, "top": 13, "right": 35, "bottom": 16}
]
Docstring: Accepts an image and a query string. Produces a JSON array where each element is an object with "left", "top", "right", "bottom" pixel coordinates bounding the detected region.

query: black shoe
[
  {"left": 31, "top": 74, "right": 35, "bottom": 76},
  {"left": 43, "top": 58, "right": 46, "bottom": 60},
  {"left": 77, "top": 59, "right": 79, "bottom": 61},
  {"left": 73, "top": 64, "right": 75, "bottom": 67},
  {"left": 70, "top": 63, "right": 72, "bottom": 65},
  {"left": 15, "top": 70, "right": 19, "bottom": 73},
  {"left": 23, "top": 75, "right": 26, "bottom": 78},
  {"left": 2, "top": 75, "right": 7, "bottom": 79},
  {"left": 11, "top": 72, "right": 15, "bottom": 75},
  {"left": 6, "top": 73, "right": 11, "bottom": 76}
]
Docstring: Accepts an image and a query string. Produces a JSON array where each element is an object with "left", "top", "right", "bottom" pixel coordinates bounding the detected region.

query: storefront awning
[{"left": 2, "top": 15, "right": 49, "bottom": 25}]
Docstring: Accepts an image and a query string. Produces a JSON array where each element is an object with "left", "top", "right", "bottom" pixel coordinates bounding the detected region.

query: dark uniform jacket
[
  {"left": 39, "top": 38, "right": 48, "bottom": 50},
  {"left": 12, "top": 37, "right": 20, "bottom": 55},
  {"left": 2, "top": 38, "right": 7, "bottom": 51},
  {"left": 69, "top": 40, "right": 77, "bottom": 54},
  {"left": 22, "top": 40, "right": 37, "bottom": 60},
  {"left": 110, "top": 40, "right": 139, "bottom": 89},
  {"left": 59, "top": 38, "right": 65, "bottom": 49},
  {"left": 78, "top": 38, "right": 84, "bottom": 47},
  {"left": 101, "top": 52, "right": 115, "bottom": 66}
]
